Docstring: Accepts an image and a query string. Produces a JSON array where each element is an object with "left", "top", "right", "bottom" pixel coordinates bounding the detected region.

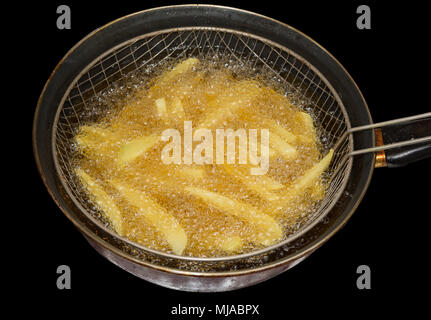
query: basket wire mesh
[{"left": 53, "top": 27, "right": 353, "bottom": 260}]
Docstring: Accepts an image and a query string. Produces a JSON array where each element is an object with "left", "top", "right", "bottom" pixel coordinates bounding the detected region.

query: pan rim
[{"left": 33, "top": 4, "right": 375, "bottom": 274}]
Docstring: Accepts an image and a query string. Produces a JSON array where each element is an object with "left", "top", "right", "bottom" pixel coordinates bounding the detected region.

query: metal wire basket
[{"left": 53, "top": 27, "right": 354, "bottom": 261}]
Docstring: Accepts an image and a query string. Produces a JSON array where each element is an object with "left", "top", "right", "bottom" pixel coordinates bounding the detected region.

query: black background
[{"left": 12, "top": 0, "right": 429, "bottom": 316}]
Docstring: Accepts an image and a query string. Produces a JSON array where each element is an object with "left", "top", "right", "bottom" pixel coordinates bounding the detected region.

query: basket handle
[
  {"left": 380, "top": 117, "right": 431, "bottom": 167},
  {"left": 334, "top": 112, "right": 431, "bottom": 168}
]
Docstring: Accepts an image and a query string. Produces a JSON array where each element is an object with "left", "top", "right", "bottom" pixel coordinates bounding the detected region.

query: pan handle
[
  {"left": 340, "top": 112, "right": 431, "bottom": 168},
  {"left": 381, "top": 117, "right": 431, "bottom": 167}
]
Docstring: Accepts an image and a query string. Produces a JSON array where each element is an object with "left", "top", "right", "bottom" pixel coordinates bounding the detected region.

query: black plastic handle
[{"left": 382, "top": 118, "right": 431, "bottom": 167}]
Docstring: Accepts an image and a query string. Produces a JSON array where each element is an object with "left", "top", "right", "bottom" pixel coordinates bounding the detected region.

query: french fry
[
  {"left": 260, "top": 114, "right": 314, "bottom": 145},
  {"left": 176, "top": 167, "right": 206, "bottom": 180},
  {"left": 76, "top": 169, "right": 124, "bottom": 235},
  {"left": 156, "top": 96, "right": 186, "bottom": 123},
  {"left": 155, "top": 97, "right": 168, "bottom": 121},
  {"left": 223, "top": 165, "right": 282, "bottom": 201},
  {"left": 297, "top": 111, "right": 314, "bottom": 130},
  {"left": 171, "top": 97, "right": 186, "bottom": 121},
  {"left": 248, "top": 147, "right": 277, "bottom": 164},
  {"left": 296, "top": 111, "right": 315, "bottom": 144},
  {"left": 219, "top": 236, "right": 243, "bottom": 253},
  {"left": 270, "top": 149, "right": 334, "bottom": 214},
  {"left": 269, "top": 133, "right": 298, "bottom": 160},
  {"left": 196, "top": 103, "right": 237, "bottom": 130},
  {"left": 118, "top": 135, "right": 159, "bottom": 163},
  {"left": 259, "top": 117, "right": 297, "bottom": 145},
  {"left": 185, "top": 187, "right": 282, "bottom": 246},
  {"left": 202, "top": 234, "right": 243, "bottom": 253},
  {"left": 111, "top": 181, "right": 187, "bottom": 255},
  {"left": 198, "top": 234, "right": 243, "bottom": 254},
  {"left": 292, "top": 149, "right": 333, "bottom": 192},
  {"left": 160, "top": 58, "right": 200, "bottom": 83},
  {"left": 196, "top": 80, "right": 261, "bottom": 130},
  {"left": 75, "top": 125, "right": 116, "bottom": 152},
  {"left": 76, "top": 125, "right": 159, "bottom": 164},
  {"left": 148, "top": 58, "right": 200, "bottom": 99}
]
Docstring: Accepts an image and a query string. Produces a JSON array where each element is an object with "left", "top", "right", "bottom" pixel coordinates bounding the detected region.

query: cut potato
[
  {"left": 177, "top": 167, "right": 205, "bottom": 180},
  {"left": 219, "top": 236, "right": 243, "bottom": 253},
  {"left": 203, "top": 235, "right": 243, "bottom": 253},
  {"left": 156, "top": 96, "right": 186, "bottom": 123},
  {"left": 248, "top": 147, "right": 277, "bottom": 165},
  {"left": 293, "top": 149, "right": 333, "bottom": 192},
  {"left": 155, "top": 97, "right": 168, "bottom": 120},
  {"left": 241, "top": 109, "right": 315, "bottom": 145},
  {"left": 271, "top": 149, "right": 334, "bottom": 214},
  {"left": 196, "top": 80, "right": 261, "bottom": 130},
  {"left": 260, "top": 117, "right": 297, "bottom": 145},
  {"left": 111, "top": 181, "right": 187, "bottom": 255},
  {"left": 296, "top": 112, "right": 315, "bottom": 143},
  {"left": 297, "top": 111, "right": 314, "bottom": 129},
  {"left": 118, "top": 135, "right": 159, "bottom": 163},
  {"left": 171, "top": 97, "right": 186, "bottom": 121},
  {"left": 261, "top": 114, "right": 314, "bottom": 145},
  {"left": 75, "top": 125, "right": 115, "bottom": 151},
  {"left": 269, "top": 133, "right": 298, "bottom": 160},
  {"left": 223, "top": 165, "right": 281, "bottom": 201},
  {"left": 162, "top": 58, "right": 200, "bottom": 82},
  {"left": 76, "top": 169, "right": 124, "bottom": 235},
  {"left": 76, "top": 126, "right": 159, "bottom": 165},
  {"left": 150, "top": 58, "right": 200, "bottom": 92},
  {"left": 185, "top": 187, "right": 282, "bottom": 246},
  {"left": 148, "top": 58, "right": 200, "bottom": 98}
]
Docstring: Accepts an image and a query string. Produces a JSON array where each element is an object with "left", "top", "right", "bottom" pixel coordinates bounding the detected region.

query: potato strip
[
  {"left": 118, "top": 135, "right": 159, "bottom": 163},
  {"left": 75, "top": 125, "right": 117, "bottom": 154},
  {"left": 155, "top": 97, "right": 168, "bottom": 121},
  {"left": 219, "top": 236, "right": 243, "bottom": 253},
  {"left": 269, "top": 132, "right": 298, "bottom": 160},
  {"left": 170, "top": 97, "right": 186, "bottom": 121},
  {"left": 159, "top": 58, "right": 200, "bottom": 83},
  {"left": 205, "top": 235, "right": 243, "bottom": 253},
  {"left": 296, "top": 111, "right": 316, "bottom": 142},
  {"left": 76, "top": 169, "right": 124, "bottom": 235},
  {"left": 223, "top": 165, "right": 282, "bottom": 201},
  {"left": 260, "top": 114, "right": 313, "bottom": 145},
  {"left": 271, "top": 149, "right": 334, "bottom": 214},
  {"left": 111, "top": 181, "right": 187, "bottom": 255},
  {"left": 292, "top": 149, "right": 334, "bottom": 192},
  {"left": 176, "top": 167, "right": 206, "bottom": 180},
  {"left": 259, "top": 117, "right": 297, "bottom": 145},
  {"left": 196, "top": 80, "right": 262, "bottom": 130},
  {"left": 185, "top": 187, "right": 282, "bottom": 246}
]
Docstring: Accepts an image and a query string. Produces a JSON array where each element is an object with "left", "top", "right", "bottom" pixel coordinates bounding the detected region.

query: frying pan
[{"left": 33, "top": 5, "right": 431, "bottom": 292}]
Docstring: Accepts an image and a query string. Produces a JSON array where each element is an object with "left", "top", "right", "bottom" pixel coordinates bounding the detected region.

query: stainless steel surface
[{"left": 85, "top": 234, "right": 310, "bottom": 292}]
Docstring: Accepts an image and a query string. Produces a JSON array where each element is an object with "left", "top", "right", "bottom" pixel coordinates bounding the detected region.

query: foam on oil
[{"left": 71, "top": 56, "right": 330, "bottom": 257}]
